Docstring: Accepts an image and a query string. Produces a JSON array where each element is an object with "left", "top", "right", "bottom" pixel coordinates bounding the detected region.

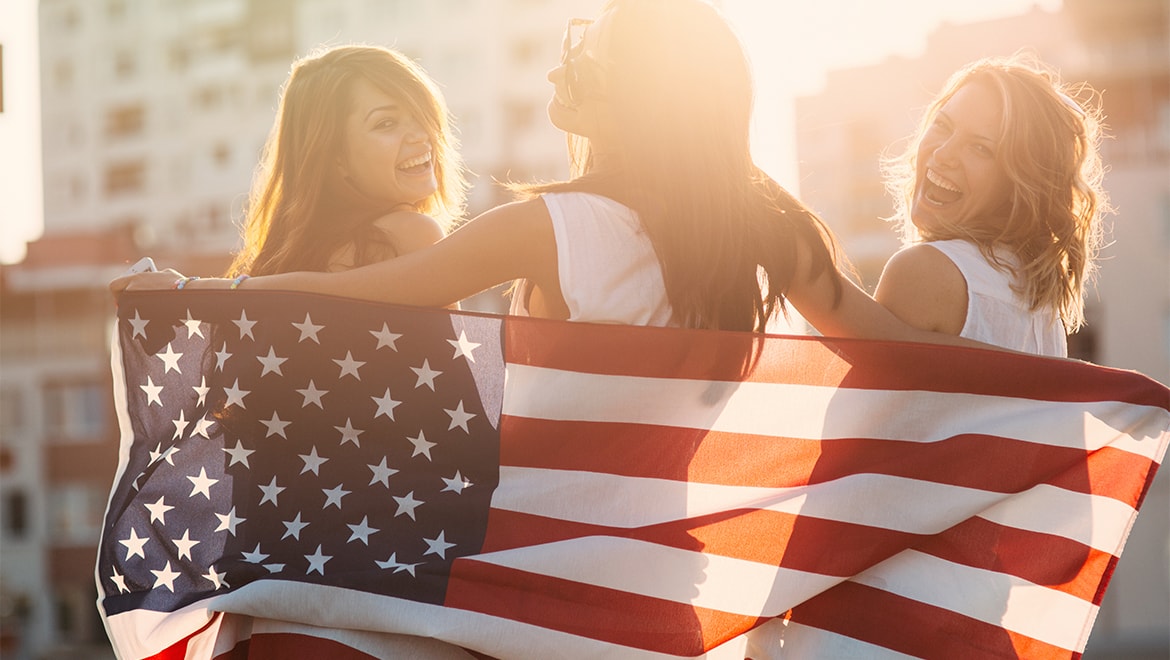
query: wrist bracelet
[
  {"left": 174, "top": 276, "right": 200, "bottom": 290},
  {"left": 230, "top": 274, "right": 251, "bottom": 290}
]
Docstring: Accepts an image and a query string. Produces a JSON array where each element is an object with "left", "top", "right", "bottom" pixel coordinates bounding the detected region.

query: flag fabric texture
[{"left": 98, "top": 290, "right": 1170, "bottom": 659}]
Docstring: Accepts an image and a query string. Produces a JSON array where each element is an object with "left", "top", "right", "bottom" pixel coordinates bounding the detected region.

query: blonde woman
[{"left": 876, "top": 54, "right": 1107, "bottom": 355}]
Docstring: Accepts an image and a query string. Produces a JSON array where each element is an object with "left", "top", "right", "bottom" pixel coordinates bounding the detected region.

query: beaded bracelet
[
  {"left": 174, "top": 276, "right": 200, "bottom": 290},
  {"left": 230, "top": 274, "right": 251, "bottom": 290}
]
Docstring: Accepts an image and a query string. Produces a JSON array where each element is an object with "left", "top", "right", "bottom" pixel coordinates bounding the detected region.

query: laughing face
[
  {"left": 912, "top": 80, "right": 1012, "bottom": 237},
  {"left": 339, "top": 78, "right": 437, "bottom": 210}
]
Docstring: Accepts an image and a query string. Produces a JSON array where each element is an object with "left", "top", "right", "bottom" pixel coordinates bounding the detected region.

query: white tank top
[
  {"left": 926, "top": 239, "right": 1067, "bottom": 357},
  {"left": 510, "top": 192, "right": 674, "bottom": 327}
]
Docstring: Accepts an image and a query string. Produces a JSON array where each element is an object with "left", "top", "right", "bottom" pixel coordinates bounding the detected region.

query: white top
[
  {"left": 926, "top": 239, "right": 1067, "bottom": 357},
  {"left": 511, "top": 192, "right": 674, "bottom": 327}
]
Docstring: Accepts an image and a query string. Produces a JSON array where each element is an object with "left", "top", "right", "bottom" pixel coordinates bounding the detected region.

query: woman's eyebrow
[{"left": 365, "top": 103, "right": 400, "bottom": 121}]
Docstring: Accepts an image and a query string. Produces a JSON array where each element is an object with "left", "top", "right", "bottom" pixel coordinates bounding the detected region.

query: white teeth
[
  {"left": 926, "top": 168, "right": 961, "bottom": 193},
  {"left": 398, "top": 153, "right": 431, "bottom": 170}
]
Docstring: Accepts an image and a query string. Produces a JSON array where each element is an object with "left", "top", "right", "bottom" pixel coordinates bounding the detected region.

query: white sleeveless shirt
[
  {"left": 926, "top": 239, "right": 1067, "bottom": 357},
  {"left": 510, "top": 192, "right": 674, "bottom": 327}
]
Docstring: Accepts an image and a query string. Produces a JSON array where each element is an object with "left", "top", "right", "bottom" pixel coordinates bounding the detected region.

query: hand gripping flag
[{"left": 99, "top": 290, "right": 1169, "bottom": 659}]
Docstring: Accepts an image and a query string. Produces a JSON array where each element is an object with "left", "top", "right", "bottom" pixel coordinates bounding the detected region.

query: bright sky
[{"left": 0, "top": 0, "right": 1060, "bottom": 264}]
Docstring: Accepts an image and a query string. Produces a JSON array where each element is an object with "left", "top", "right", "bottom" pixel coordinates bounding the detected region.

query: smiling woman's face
[{"left": 912, "top": 80, "right": 1012, "bottom": 237}]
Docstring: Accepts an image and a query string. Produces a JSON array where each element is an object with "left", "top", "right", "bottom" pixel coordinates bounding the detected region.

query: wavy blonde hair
[
  {"left": 884, "top": 53, "right": 1109, "bottom": 331},
  {"left": 228, "top": 45, "right": 466, "bottom": 277}
]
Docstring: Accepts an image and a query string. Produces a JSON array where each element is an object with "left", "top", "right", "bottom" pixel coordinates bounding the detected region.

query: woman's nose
[
  {"left": 932, "top": 137, "right": 960, "bottom": 166},
  {"left": 405, "top": 120, "right": 427, "bottom": 143}
]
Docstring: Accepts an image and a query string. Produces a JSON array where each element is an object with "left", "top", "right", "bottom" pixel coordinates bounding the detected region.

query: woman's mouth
[
  {"left": 397, "top": 152, "right": 432, "bottom": 175},
  {"left": 923, "top": 168, "right": 963, "bottom": 206}
]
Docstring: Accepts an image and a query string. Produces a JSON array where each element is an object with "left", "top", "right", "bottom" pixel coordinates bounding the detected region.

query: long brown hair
[
  {"left": 228, "top": 45, "right": 466, "bottom": 277},
  {"left": 518, "top": 0, "right": 840, "bottom": 332},
  {"left": 884, "top": 54, "right": 1108, "bottom": 331}
]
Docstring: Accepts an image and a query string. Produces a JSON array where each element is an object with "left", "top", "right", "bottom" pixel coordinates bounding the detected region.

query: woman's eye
[{"left": 374, "top": 118, "right": 397, "bottom": 130}]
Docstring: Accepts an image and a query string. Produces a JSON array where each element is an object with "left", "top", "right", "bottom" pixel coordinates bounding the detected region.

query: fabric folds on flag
[{"left": 98, "top": 290, "right": 1170, "bottom": 659}]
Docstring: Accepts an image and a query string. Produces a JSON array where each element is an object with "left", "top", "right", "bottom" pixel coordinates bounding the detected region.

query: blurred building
[{"left": 795, "top": 1, "right": 1170, "bottom": 656}]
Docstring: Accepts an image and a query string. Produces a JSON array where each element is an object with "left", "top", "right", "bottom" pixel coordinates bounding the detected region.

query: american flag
[{"left": 99, "top": 290, "right": 1170, "bottom": 659}]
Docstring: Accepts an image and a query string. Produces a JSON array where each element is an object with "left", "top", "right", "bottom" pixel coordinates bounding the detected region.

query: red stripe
[
  {"left": 505, "top": 315, "right": 1170, "bottom": 407},
  {"left": 787, "top": 581, "right": 1075, "bottom": 659},
  {"left": 445, "top": 558, "right": 762, "bottom": 656},
  {"left": 211, "top": 633, "right": 378, "bottom": 659},
  {"left": 501, "top": 417, "right": 1154, "bottom": 506}
]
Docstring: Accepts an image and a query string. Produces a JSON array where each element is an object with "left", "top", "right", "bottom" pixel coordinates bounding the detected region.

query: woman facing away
[
  {"left": 114, "top": 0, "right": 985, "bottom": 349},
  {"left": 230, "top": 44, "right": 466, "bottom": 279},
  {"left": 875, "top": 54, "right": 1108, "bottom": 356}
]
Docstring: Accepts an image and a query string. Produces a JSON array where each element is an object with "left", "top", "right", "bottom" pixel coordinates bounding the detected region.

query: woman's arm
[
  {"left": 874, "top": 244, "right": 968, "bottom": 335},
  {"left": 112, "top": 199, "right": 559, "bottom": 308}
]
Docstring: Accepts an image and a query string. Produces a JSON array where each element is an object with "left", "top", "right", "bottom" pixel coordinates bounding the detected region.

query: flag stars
[
  {"left": 375, "top": 553, "right": 420, "bottom": 577},
  {"left": 140, "top": 376, "right": 163, "bottom": 406},
  {"left": 258, "top": 476, "right": 285, "bottom": 506},
  {"left": 223, "top": 440, "right": 255, "bottom": 468},
  {"left": 372, "top": 389, "right": 401, "bottom": 420},
  {"left": 293, "top": 314, "right": 324, "bottom": 343},
  {"left": 193, "top": 376, "right": 210, "bottom": 406},
  {"left": 370, "top": 323, "right": 402, "bottom": 350},
  {"left": 411, "top": 359, "right": 442, "bottom": 391},
  {"left": 151, "top": 561, "right": 182, "bottom": 592},
  {"left": 346, "top": 516, "right": 379, "bottom": 545},
  {"left": 392, "top": 491, "right": 424, "bottom": 521},
  {"left": 322, "top": 484, "right": 351, "bottom": 509},
  {"left": 191, "top": 415, "right": 216, "bottom": 439},
  {"left": 440, "top": 471, "right": 472, "bottom": 495},
  {"left": 181, "top": 309, "right": 204, "bottom": 339},
  {"left": 128, "top": 310, "right": 149, "bottom": 339},
  {"left": 282, "top": 513, "right": 309, "bottom": 540},
  {"left": 407, "top": 431, "right": 437, "bottom": 461},
  {"left": 256, "top": 347, "right": 288, "bottom": 377},
  {"left": 241, "top": 543, "right": 269, "bottom": 564},
  {"left": 335, "top": 418, "right": 363, "bottom": 447},
  {"left": 333, "top": 351, "right": 366, "bottom": 380},
  {"left": 233, "top": 309, "right": 257, "bottom": 340},
  {"left": 299, "top": 447, "right": 328, "bottom": 475},
  {"left": 171, "top": 409, "right": 190, "bottom": 440},
  {"left": 305, "top": 545, "right": 331, "bottom": 575},
  {"left": 173, "top": 529, "right": 200, "bottom": 561},
  {"left": 445, "top": 401, "right": 476, "bottom": 433},
  {"left": 119, "top": 528, "right": 149, "bottom": 560},
  {"left": 145, "top": 496, "right": 174, "bottom": 524},
  {"left": 214, "top": 507, "right": 245, "bottom": 536},
  {"left": 368, "top": 457, "right": 399, "bottom": 487},
  {"left": 215, "top": 343, "right": 232, "bottom": 371},
  {"left": 260, "top": 411, "right": 291, "bottom": 439},
  {"left": 186, "top": 467, "right": 219, "bottom": 499},
  {"left": 110, "top": 569, "right": 130, "bottom": 594},
  {"left": 223, "top": 379, "right": 250, "bottom": 409},
  {"left": 448, "top": 330, "right": 481, "bottom": 362},
  {"left": 157, "top": 343, "right": 183, "bottom": 374},
  {"left": 204, "top": 566, "right": 229, "bottom": 590},
  {"left": 423, "top": 531, "right": 456, "bottom": 560},
  {"left": 297, "top": 380, "right": 328, "bottom": 409}
]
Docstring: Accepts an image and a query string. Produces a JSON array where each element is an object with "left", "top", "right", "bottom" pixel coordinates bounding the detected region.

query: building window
[
  {"left": 212, "top": 142, "right": 231, "bottom": 167},
  {"left": 43, "top": 380, "right": 108, "bottom": 440},
  {"left": 2, "top": 490, "right": 29, "bottom": 539},
  {"left": 113, "top": 50, "right": 136, "bottom": 79},
  {"left": 0, "top": 388, "right": 22, "bottom": 435},
  {"left": 106, "top": 104, "right": 145, "bottom": 138},
  {"left": 48, "top": 484, "right": 106, "bottom": 545},
  {"left": 104, "top": 160, "right": 146, "bottom": 195},
  {"left": 53, "top": 59, "right": 74, "bottom": 90}
]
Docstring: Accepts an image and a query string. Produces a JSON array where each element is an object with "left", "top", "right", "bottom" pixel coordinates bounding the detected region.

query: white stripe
[
  {"left": 494, "top": 466, "right": 1133, "bottom": 554},
  {"left": 104, "top": 599, "right": 217, "bottom": 658},
  {"left": 744, "top": 618, "right": 918, "bottom": 660},
  {"left": 472, "top": 536, "right": 839, "bottom": 617},
  {"left": 852, "top": 550, "right": 1095, "bottom": 652},
  {"left": 503, "top": 365, "right": 1169, "bottom": 462}
]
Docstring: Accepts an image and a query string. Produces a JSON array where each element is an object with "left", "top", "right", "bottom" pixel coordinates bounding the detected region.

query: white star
[
  {"left": 322, "top": 484, "right": 351, "bottom": 509},
  {"left": 263, "top": 564, "right": 285, "bottom": 574},
  {"left": 368, "top": 457, "right": 398, "bottom": 487},
  {"left": 214, "top": 507, "right": 245, "bottom": 536},
  {"left": 299, "top": 446, "right": 327, "bottom": 475},
  {"left": 151, "top": 561, "right": 181, "bottom": 592},
  {"left": 297, "top": 380, "right": 328, "bottom": 409},
  {"left": 148, "top": 443, "right": 166, "bottom": 464},
  {"left": 375, "top": 552, "right": 402, "bottom": 570},
  {"left": 214, "top": 342, "right": 232, "bottom": 371},
  {"left": 161, "top": 445, "right": 181, "bottom": 465},
  {"left": 334, "top": 418, "right": 363, "bottom": 447},
  {"left": 191, "top": 415, "right": 215, "bottom": 439},
  {"left": 371, "top": 388, "right": 401, "bottom": 420},
  {"left": 423, "top": 530, "right": 456, "bottom": 560},
  {"left": 411, "top": 359, "right": 442, "bottom": 391},
  {"left": 233, "top": 309, "right": 257, "bottom": 340},
  {"left": 140, "top": 376, "right": 163, "bottom": 406},
  {"left": 258, "top": 476, "right": 284, "bottom": 506},
  {"left": 223, "top": 379, "right": 250, "bottom": 409},
  {"left": 119, "top": 528, "right": 149, "bottom": 560},
  {"left": 223, "top": 440, "right": 254, "bottom": 468},
  {"left": 392, "top": 491, "right": 424, "bottom": 521},
  {"left": 333, "top": 351, "right": 365, "bottom": 380},
  {"left": 149, "top": 443, "right": 181, "bottom": 466},
  {"left": 173, "top": 529, "right": 200, "bottom": 561},
  {"left": 171, "top": 409, "right": 190, "bottom": 440},
  {"left": 407, "top": 430, "right": 436, "bottom": 461},
  {"left": 260, "top": 411, "right": 291, "bottom": 439},
  {"left": 448, "top": 330, "right": 480, "bottom": 362},
  {"left": 157, "top": 343, "right": 183, "bottom": 374},
  {"left": 110, "top": 569, "right": 130, "bottom": 594},
  {"left": 145, "top": 496, "right": 174, "bottom": 524},
  {"left": 204, "top": 566, "right": 229, "bottom": 590},
  {"left": 192, "top": 376, "right": 209, "bottom": 406},
  {"left": 241, "top": 543, "right": 269, "bottom": 564},
  {"left": 440, "top": 470, "right": 472, "bottom": 494},
  {"left": 292, "top": 313, "right": 324, "bottom": 343},
  {"left": 305, "top": 545, "right": 331, "bottom": 575},
  {"left": 186, "top": 467, "right": 218, "bottom": 499},
  {"left": 181, "top": 309, "right": 204, "bottom": 339},
  {"left": 256, "top": 346, "right": 288, "bottom": 377},
  {"left": 370, "top": 323, "right": 402, "bottom": 350},
  {"left": 393, "top": 559, "right": 421, "bottom": 577},
  {"left": 445, "top": 401, "right": 476, "bottom": 433},
  {"left": 282, "top": 512, "right": 309, "bottom": 540},
  {"left": 128, "top": 310, "right": 149, "bottom": 339},
  {"left": 346, "top": 516, "right": 378, "bottom": 545}
]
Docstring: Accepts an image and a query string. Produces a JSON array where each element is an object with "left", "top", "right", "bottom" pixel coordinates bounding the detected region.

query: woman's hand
[{"left": 109, "top": 268, "right": 187, "bottom": 294}]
